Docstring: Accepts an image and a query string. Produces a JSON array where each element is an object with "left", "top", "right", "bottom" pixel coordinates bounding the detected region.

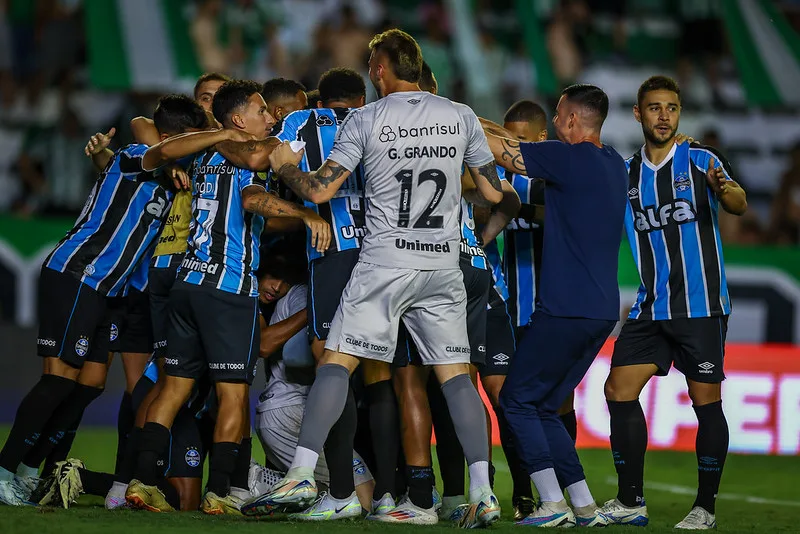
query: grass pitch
[{"left": 0, "top": 426, "right": 797, "bottom": 533}]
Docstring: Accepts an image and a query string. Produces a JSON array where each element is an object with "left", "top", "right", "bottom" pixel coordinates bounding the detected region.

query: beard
[{"left": 642, "top": 123, "right": 676, "bottom": 147}]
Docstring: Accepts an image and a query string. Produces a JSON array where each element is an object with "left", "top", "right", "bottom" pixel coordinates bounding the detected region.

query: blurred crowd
[{"left": 0, "top": 0, "right": 799, "bottom": 246}]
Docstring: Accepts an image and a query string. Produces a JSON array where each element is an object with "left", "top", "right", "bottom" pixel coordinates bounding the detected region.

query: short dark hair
[
  {"left": 318, "top": 67, "right": 366, "bottom": 105},
  {"left": 637, "top": 75, "right": 681, "bottom": 106},
  {"left": 193, "top": 72, "right": 231, "bottom": 100},
  {"left": 305, "top": 89, "right": 321, "bottom": 109},
  {"left": 261, "top": 77, "right": 306, "bottom": 105},
  {"left": 153, "top": 94, "right": 208, "bottom": 135},
  {"left": 256, "top": 239, "right": 307, "bottom": 286},
  {"left": 504, "top": 100, "right": 547, "bottom": 125},
  {"left": 419, "top": 61, "right": 437, "bottom": 94},
  {"left": 368, "top": 29, "right": 423, "bottom": 83},
  {"left": 211, "top": 79, "right": 262, "bottom": 126},
  {"left": 561, "top": 84, "right": 609, "bottom": 125}
]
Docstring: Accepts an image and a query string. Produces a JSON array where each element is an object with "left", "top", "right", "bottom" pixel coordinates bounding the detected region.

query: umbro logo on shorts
[
  {"left": 493, "top": 353, "right": 510, "bottom": 365},
  {"left": 698, "top": 361, "right": 715, "bottom": 374}
]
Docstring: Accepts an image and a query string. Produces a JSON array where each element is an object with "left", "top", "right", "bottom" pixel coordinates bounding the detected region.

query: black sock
[
  {"left": 230, "top": 437, "right": 251, "bottom": 490},
  {"left": 429, "top": 378, "right": 465, "bottom": 497},
  {"left": 607, "top": 400, "right": 647, "bottom": 507},
  {"left": 77, "top": 467, "right": 115, "bottom": 497},
  {"left": 693, "top": 401, "right": 728, "bottom": 515},
  {"left": 366, "top": 380, "right": 399, "bottom": 500},
  {"left": 36, "top": 384, "right": 104, "bottom": 474},
  {"left": 0, "top": 375, "right": 76, "bottom": 473},
  {"left": 134, "top": 422, "right": 171, "bottom": 486},
  {"left": 115, "top": 427, "right": 140, "bottom": 484},
  {"left": 157, "top": 478, "right": 181, "bottom": 510},
  {"left": 115, "top": 392, "right": 135, "bottom": 474},
  {"left": 206, "top": 442, "right": 239, "bottom": 497},
  {"left": 324, "top": 388, "right": 357, "bottom": 499},
  {"left": 405, "top": 465, "right": 434, "bottom": 509},
  {"left": 560, "top": 410, "right": 578, "bottom": 443},
  {"left": 489, "top": 461, "right": 496, "bottom": 490},
  {"left": 497, "top": 408, "right": 532, "bottom": 500}
]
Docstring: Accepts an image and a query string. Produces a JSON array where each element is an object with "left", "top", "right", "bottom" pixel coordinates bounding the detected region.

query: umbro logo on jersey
[
  {"left": 316, "top": 115, "right": 334, "bottom": 127},
  {"left": 628, "top": 188, "right": 639, "bottom": 200},
  {"left": 493, "top": 353, "right": 510, "bottom": 365},
  {"left": 698, "top": 361, "right": 715, "bottom": 374},
  {"left": 634, "top": 199, "right": 697, "bottom": 233},
  {"left": 407, "top": 98, "right": 421, "bottom": 105}
]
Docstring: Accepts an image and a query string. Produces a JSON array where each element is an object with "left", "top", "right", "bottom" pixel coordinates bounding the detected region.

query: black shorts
[
  {"left": 308, "top": 249, "right": 359, "bottom": 341},
  {"left": 36, "top": 266, "right": 111, "bottom": 367},
  {"left": 165, "top": 281, "right": 260, "bottom": 384},
  {"left": 149, "top": 255, "right": 182, "bottom": 358},
  {"left": 611, "top": 316, "right": 729, "bottom": 383},
  {"left": 479, "top": 303, "right": 517, "bottom": 376},
  {"left": 166, "top": 407, "right": 211, "bottom": 479},
  {"left": 109, "top": 289, "right": 153, "bottom": 354}
]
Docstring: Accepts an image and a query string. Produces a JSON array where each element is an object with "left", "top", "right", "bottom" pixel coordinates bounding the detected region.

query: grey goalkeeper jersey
[{"left": 328, "top": 91, "right": 494, "bottom": 270}]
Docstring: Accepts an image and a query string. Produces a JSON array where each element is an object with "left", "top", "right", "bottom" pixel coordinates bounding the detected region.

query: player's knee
[
  {"left": 604, "top": 373, "right": 637, "bottom": 402},
  {"left": 687, "top": 382, "right": 722, "bottom": 406}
]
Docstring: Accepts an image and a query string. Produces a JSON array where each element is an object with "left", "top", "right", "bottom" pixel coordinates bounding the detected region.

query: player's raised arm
[
  {"left": 260, "top": 309, "right": 308, "bottom": 359},
  {"left": 481, "top": 179, "right": 521, "bottom": 245},
  {"left": 461, "top": 106, "right": 503, "bottom": 205},
  {"left": 705, "top": 156, "right": 747, "bottom": 215},
  {"left": 217, "top": 136, "right": 282, "bottom": 171},
  {"left": 130, "top": 117, "right": 160, "bottom": 146},
  {"left": 241, "top": 184, "right": 332, "bottom": 252},
  {"left": 84, "top": 127, "right": 117, "bottom": 171},
  {"left": 142, "top": 128, "right": 254, "bottom": 171}
]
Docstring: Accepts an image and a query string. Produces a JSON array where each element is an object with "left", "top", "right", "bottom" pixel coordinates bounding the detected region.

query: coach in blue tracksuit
[{"left": 482, "top": 84, "right": 628, "bottom": 528}]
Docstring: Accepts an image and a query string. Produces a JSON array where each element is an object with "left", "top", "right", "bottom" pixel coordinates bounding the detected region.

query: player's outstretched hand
[
  {"left": 705, "top": 157, "right": 727, "bottom": 195},
  {"left": 268, "top": 140, "right": 304, "bottom": 172},
  {"left": 165, "top": 164, "right": 191, "bottom": 191},
  {"left": 674, "top": 132, "right": 695, "bottom": 144},
  {"left": 302, "top": 208, "right": 331, "bottom": 253},
  {"left": 84, "top": 127, "right": 116, "bottom": 157}
]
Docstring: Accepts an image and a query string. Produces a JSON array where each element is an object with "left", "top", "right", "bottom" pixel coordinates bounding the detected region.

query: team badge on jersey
[
  {"left": 83, "top": 264, "right": 95, "bottom": 276},
  {"left": 110, "top": 324, "right": 119, "bottom": 342},
  {"left": 674, "top": 172, "right": 691, "bottom": 192},
  {"left": 185, "top": 447, "right": 201, "bottom": 468},
  {"left": 75, "top": 336, "right": 90, "bottom": 357}
]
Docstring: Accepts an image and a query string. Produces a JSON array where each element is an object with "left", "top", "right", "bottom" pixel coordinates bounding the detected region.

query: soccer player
[
  {"left": 0, "top": 95, "right": 208, "bottom": 506},
  {"left": 262, "top": 77, "right": 309, "bottom": 123},
  {"left": 482, "top": 84, "right": 628, "bottom": 527},
  {"left": 599, "top": 76, "right": 747, "bottom": 530},
  {"left": 195, "top": 72, "right": 232, "bottom": 113},
  {"left": 245, "top": 29, "right": 504, "bottom": 528},
  {"left": 124, "top": 80, "right": 331, "bottom": 515}
]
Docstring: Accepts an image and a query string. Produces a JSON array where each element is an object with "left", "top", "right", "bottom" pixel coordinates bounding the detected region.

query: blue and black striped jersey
[
  {"left": 484, "top": 239, "right": 510, "bottom": 310},
  {"left": 625, "top": 142, "right": 732, "bottom": 320},
  {"left": 459, "top": 198, "right": 489, "bottom": 270},
  {"left": 179, "top": 150, "right": 266, "bottom": 297},
  {"left": 274, "top": 108, "right": 366, "bottom": 261},
  {"left": 45, "top": 144, "right": 173, "bottom": 297},
  {"left": 499, "top": 167, "right": 544, "bottom": 327}
]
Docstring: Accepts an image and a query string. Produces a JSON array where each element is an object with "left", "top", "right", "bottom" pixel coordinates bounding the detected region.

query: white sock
[
  {"left": 566, "top": 479, "right": 595, "bottom": 508},
  {"left": 443, "top": 495, "right": 466, "bottom": 509},
  {"left": 16, "top": 464, "right": 38, "bottom": 478},
  {"left": 530, "top": 468, "right": 564, "bottom": 503},
  {"left": 109, "top": 481, "right": 127, "bottom": 496},
  {"left": 0, "top": 467, "right": 14, "bottom": 482},
  {"left": 289, "top": 446, "right": 319, "bottom": 471},
  {"left": 230, "top": 486, "right": 250, "bottom": 500},
  {"left": 467, "top": 460, "right": 491, "bottom": 501}
]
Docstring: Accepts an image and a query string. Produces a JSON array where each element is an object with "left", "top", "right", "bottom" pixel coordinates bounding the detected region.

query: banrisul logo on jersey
[{"left": 634, "top": 200, "right": 697, "bottom": 233}]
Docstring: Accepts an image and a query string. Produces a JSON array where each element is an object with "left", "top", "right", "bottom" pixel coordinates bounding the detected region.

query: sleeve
[
  {"left": 496, "top": 165, "right": 507, "bottom": 182},
  {"left": 285, "top": 285, "right": 308, "bottom": 315},
  {"left": 274, "top": 110, "right": 307, "bottom": 142},
  {"left": 689, "top": 144, "right": 734, "bottom": 182},
  {"left": 238, "top": 167, "right": 265, "bottom": 191},
  {"left": 457, "top": 103, "right": 495, "bottom": 168},
  {"left": 117, "top": 144, "right": 148, "bottom": 177},
  {"left": 518, "top": 141, "right": 573, "bottom": 184},
  {"left": 327, "top": 107, "right": 367, "bottom": 172}
]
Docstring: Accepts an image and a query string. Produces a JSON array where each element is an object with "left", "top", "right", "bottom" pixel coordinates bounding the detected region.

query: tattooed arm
[
  {"left": 463, "top": 162, "right": 503, "bottom": 206},
  {"left": 142, "top": 128, "right": 255, "bottom": 171},
  {"left": 217, "top": 137, "right": 281, "bottom": 171},
  {"left": 241, "top": 186, "right": 332, "bottom": 252},
  {"left": 484, "top": 132, "right": 528, "bottom": 176},
  {"left": 268, "top": 140, "right": 352, "bottom": 204}
]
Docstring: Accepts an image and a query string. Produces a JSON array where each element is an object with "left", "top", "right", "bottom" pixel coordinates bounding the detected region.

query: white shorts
[
  {"left": 325, "top": 262, "right": 471, "bottom": 364},
  {"left": 255, "top": 404, "right": 373, "bottom": 487}
]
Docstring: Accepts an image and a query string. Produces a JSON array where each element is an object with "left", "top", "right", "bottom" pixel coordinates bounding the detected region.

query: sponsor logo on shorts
[
  {"left": 395, "top": 238, "right": 451, "bottom": 254},
  {"left": 344, "top": 337, "right": 389, "bottom": 353},
  {"left": 352, "top": 457, "right": 366, "bottom": 475},
  {"left": 208, "top": 362, "right": 246, "bottom": 370},
  {"left": 153, "top": 339, "right": 167, "bottom": 349},
  {"left": 445, "top": 346, "right": 471, "bottom": 354},
  {"left": 110, "top": 324, "right": 119, "bottom": 342},
  {"left": 164, "top": 358, "right": 179, "bottom": 365},
  {"left": 478, "top": 345, "right": 486, "bottom": 353},
  {"left": 698, "top": 361, "right": 715, "bottom": 374},
  {"left": 185, "top": 447, "right": 201, "bottom": 468},
  {"left": 493, "top": 353, "right": 510, "bottom": 365},
  {"left": 74, "top": 336, "right": 89, "bottom": 358},
  {"left": 181, "top": 256, "right": 220, "bottom": 275},
  {"left": 37, "top": 338, "right": 57, "bottom": 347}
]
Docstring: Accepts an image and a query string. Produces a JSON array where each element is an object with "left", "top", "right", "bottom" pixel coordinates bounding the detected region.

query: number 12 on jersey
[{"left": 396, "top": 168, "right": 446, "bottom": 229}]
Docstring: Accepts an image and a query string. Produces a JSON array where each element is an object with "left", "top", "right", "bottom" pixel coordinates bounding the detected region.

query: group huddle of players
[{"left": 0, "top": 28, "right": 746, "bottom": 530}]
